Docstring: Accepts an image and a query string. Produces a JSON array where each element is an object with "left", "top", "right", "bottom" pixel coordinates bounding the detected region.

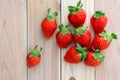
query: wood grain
[
  {"left": 95, "top": 0, "right": 120, "bottom": 80},
  {"left": 61, "top": 0, "right": 95, "bottom": 80},
  {"left": 0, "top": 0, "right": 27, "bottom": 80},
  {"left": 0, "top": 0, "right": 120, "bottom": 80},
  {"left": 27, "top": 0, "right": 60, "bottom": 80}
]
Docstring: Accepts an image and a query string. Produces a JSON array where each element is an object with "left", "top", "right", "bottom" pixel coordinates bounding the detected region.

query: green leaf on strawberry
[
  {"left": 76, "top": 43, "right": 87, "bottom": 61},
  {"left": 76, "top": 0, "right": 81, "bottom": 7},
  {"left": 93, "top": 11, "right": 105, "bottom": 19},
  {"left": 99, "top": 30, "right": 118, "bottom": 42},
  {"left": 59, "top": 24, "right": 70, "bottom": 35},
  {"left": 68, "top": 0, "right": 83, "bottom": 14},
  {"left": 46, "top": 8, "right": 58, "bottom": 20},
  {"left": 93, "top": 49, "right": 104, "bottom": 62},
  {"left": 29, "top": 45, "right": 42, "bottom": 58},
  {"left": 72, "top": 26, "right": 87, "bottom": 36}
]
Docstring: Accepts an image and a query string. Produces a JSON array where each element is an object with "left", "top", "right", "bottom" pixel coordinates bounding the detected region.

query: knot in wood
[{"left": 70, "top": 77, "right": 75, "bottom": 80}]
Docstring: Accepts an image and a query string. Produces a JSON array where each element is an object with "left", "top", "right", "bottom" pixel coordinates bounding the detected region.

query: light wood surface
[
  {"left": 95, "top": 0, "right": 120, "bottom": 80},
  {"left": 27, "top": 0, "right": 60, "bottom": 80},
  {"left": 61, "top": 0, "right": 95, "bottom": 80},
  {"left": 0, "top": 0, "right": 120, "bottom": 80},
  {"left": 0, "top": 0, "right": 27, "bottom": 80}
]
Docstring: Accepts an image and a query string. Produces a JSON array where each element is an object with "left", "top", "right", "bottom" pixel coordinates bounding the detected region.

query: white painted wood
[
  {"left": 85, "top": 0, "right": 95, "bottom": 80},
  {"left": 0, "top": 0, "right": 27, "bottom": 80},
  {"left": 27, "top": 0, "right": 60, "bottom": 80},
  {"left": 95, "top": 0, "right": 120, "bottom": 80},
  {"left": 61, "top": 0, "right": 95, "bottom": 80},
  {"left": 0, "top": 0, "right": 120, "bottom": 80}
]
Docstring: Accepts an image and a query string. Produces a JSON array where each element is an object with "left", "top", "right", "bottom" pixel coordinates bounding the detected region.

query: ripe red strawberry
[
  {"left": 84, "top": 49, "right": 104, "bottom": 67},
  {"left": 90, "top": 11, "right": 108, "bottom": 33},
  {"left": 73, "top": 26, "right": 92, "bottom": 48},
  {"left": 89, "top": 30, "right": 117, "bottom": 50},
  {"left": 56, "top": 24, "right": 72, "bottom": 48},
  {"left": 64, "top": 43, "right": 87, "bottom": 64},
  {"left": 41, "top": 8, "right": 58, "bottom": 38},
  {"left": 68, "top": 0, "right": 86, "bottom": 28},
  {"left": 26, "top": 45, "right": 42, "bottom": 68}
]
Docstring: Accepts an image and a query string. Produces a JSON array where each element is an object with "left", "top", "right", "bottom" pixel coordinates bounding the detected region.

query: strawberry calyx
[
  {"left": 59, "top": 24, "right": 70, "bottom": 35},
  {"left": 68, "top": 0, "right": 83, "bottom": 14},
  {"left": 72, "top": 26, "right": 87, "bottom": 35},
  {"left": 99, "top": 30, "right": 118, "bottom": 42},
  {"left": 93, "top": 49, "right": 104, "bottom": 62},
  {"left": 46, "top": 8, "right": 58, "bottom": 20},
  {"left": 29, "top": 45, "right": 42, "bottom": 58},
  {"left": 76, "top": 43, "right": 87, "bottom": 61},
  {"left": 110, "top": 33, "right": 118, "bottom": 41},
  {"left": 93, "top": 11, "right": 105, "bottom": 19}
]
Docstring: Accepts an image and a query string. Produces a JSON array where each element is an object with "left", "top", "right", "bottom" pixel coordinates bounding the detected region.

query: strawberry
[
  {"left": 73, "top": 26, "right": 92, "bottom": 48},
  {"left": 64, "top": 43, "right": 87, "bottom": 64},
  {"left": 84, "top": 49, "right": 104, "bottom": 67},
  {"left": 26, "top": 45, "right": 42, "bottom": 68},
  {"left": 56, "top": 24, "right": 72, "bottom": 48},
  {"left": 90, "top": 11, "right": 108, "bottom": 33},
  {"left": 41, "top": 8, "right": 58, "bottom": 38},
  {"left": 68, "top": 0, "right": 86, "bottom": 28},
  {"left": 89, "top": 30, "right": 117, "bottom": 50}
]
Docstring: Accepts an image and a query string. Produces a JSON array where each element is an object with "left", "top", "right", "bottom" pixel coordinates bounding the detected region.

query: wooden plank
[
  {"left": 27, "top": 0, "right": 60, "bottom": 80},
  {"left": 61, "top": 0, "right": 95, "bottom": 80},
  {"left": 0, "top": 0, "right": 27, "bottom": 80},
  {"left": 95, "top": 0, "right": 120, "bottom": 80}
]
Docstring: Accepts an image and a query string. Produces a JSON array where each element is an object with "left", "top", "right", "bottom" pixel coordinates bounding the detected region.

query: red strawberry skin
[
  {"left": 56, "top": 32, "right": 72, "bottom": 48},
  {"left": 90, "top": 35, "right": 110, "bottom": 50},
  {"left": 26, "top": 52, "right": 41, "bottom": 68},
  {"left": 84, "top": 52, "right": 101, "bottom": 67},
  {"left": 64, "top": 46, "right": 81, "bottom": 63},
  {"left": 91, "top": 16, "right": 108, "bottom": 33},
  {"left": 68, "top": 9, "right": 86, "bottom": 28},
  {"left": 73, "top": 30, "right": 91, "bottom": 48},
  {"left": 41, "top": 18, "right": 57, "bottom": 38}
]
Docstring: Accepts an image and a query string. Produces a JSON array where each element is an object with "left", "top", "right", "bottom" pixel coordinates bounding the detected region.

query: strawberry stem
[{"left": 46, "top": 8, "right": 58, "bottom": 20}]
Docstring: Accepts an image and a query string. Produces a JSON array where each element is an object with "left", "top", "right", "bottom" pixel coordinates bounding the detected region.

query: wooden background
[{"left": 0, "top": 0, "right": 120, "bottom": 80}]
